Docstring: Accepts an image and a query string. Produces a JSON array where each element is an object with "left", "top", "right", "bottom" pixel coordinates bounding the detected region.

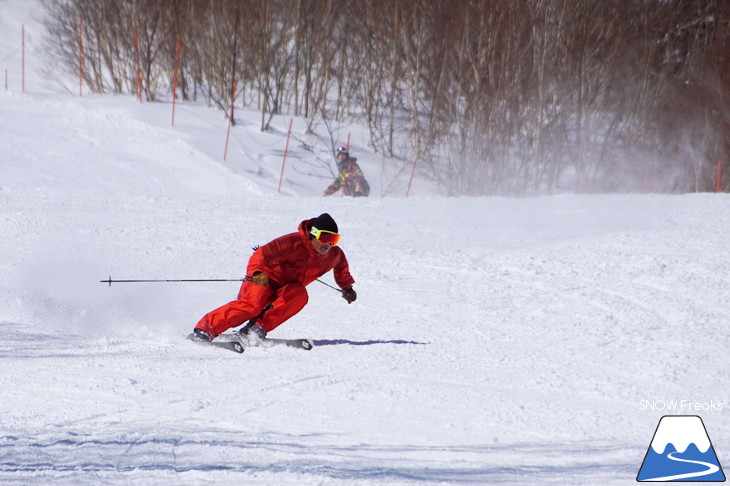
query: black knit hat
[{"left": 312, "top": 213, "right": 338, "bottom": 233}]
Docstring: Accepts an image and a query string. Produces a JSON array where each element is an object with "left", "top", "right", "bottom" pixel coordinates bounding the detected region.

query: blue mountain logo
[{"left": 637, "top": 415, "right": 725, "bottom": 482}]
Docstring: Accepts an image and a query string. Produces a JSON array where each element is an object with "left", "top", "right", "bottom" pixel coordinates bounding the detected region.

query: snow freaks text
[{"left": 639, "top": 400, "right": 724, "bottom": 412}]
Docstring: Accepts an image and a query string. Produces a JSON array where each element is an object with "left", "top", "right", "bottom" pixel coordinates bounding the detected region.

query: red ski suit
[{"left": 194, "top": 218, "right": 355, "bottom": 338}]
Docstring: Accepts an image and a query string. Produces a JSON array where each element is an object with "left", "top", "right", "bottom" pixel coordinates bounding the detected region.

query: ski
[
  {"left": 187, "top": 333, "right": 313, "bottom": 353},
  {"left": 258, "top": 337, "right": 314, "bottom": 351},
  {"left": 187, "top": 333, "right": 244, "bottom": 353},
  {"left": 235, "top": 333, "right": 314, "bottom": 351}
]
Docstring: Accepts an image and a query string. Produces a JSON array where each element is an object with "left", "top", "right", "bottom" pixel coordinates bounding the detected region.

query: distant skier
[
  {"left": 191, "top": 213, "right": 357, "bottom": 343},
  {"left": 323, "top": 146, "right": 370, "bottom": 197}
]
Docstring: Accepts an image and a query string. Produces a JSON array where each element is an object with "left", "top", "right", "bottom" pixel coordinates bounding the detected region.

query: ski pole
[
  {"left": 315, "top": 278, "right": 342, "bottom": 292},
  {"left": 101, "top": 275, "right": 342, "bottom": 292},
  {"left": 100, "top": 276, "right": 249, "bottom": 287}
]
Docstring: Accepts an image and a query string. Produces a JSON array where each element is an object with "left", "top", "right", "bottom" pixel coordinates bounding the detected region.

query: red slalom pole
[
  {"left": 171, "top": 39, "right": 180, "bottom": 126},
  {"left": 342, "top": 134, "right": 351, "bottom": 197},
  {"left": 21, "top": 24, "right": 24, "bottom": 93},
  {"left": 717, "top": 160, "right": 723, "bottom": 193},
  {"left": 135, "top": 30, "right": 142, "bottom": 103},
  {"left": 223, "top": 79, "right": 238, "bottom": 161},
  {"left": 406, "top": 155, "right": 418, "bottom": 197},
  {"left": 277, "top": 118, "right": 294, "bottom": 193},
  {"left": 78, "top": 20, "right": 83, "bottom": 97}
]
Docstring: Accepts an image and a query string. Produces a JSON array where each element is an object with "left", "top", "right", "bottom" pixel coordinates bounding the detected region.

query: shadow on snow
[{"left": 312, "top": 338, "right": 428, "bottom": 347}]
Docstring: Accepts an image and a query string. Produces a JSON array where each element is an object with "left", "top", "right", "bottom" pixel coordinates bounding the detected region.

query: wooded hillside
[{"left": 42, "top": 0, "right": 729, "bottom": 195}]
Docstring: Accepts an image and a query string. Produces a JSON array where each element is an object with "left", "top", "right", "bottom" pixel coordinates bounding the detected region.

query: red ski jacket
[{"left": 247, "top": 218, "right": 355, "bottom": 289}]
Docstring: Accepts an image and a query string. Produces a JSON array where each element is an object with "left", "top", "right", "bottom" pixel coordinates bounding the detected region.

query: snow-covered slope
[{"left": 1, "top": 2, "right": 729, "bottom": 484}]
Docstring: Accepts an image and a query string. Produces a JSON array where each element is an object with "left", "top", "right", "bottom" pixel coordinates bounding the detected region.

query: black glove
[{"left": 341, "top": 286, "right": 357, "bottom": 304}]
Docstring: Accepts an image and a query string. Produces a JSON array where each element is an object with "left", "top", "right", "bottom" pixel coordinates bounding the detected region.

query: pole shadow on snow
[{"left": 311, "top": 339, "right": 428, "bottom": 347}]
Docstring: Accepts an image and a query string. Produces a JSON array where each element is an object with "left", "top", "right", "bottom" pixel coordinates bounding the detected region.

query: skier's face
[{"left": 311, "top": 237, "right": 333, "bottom": 256}]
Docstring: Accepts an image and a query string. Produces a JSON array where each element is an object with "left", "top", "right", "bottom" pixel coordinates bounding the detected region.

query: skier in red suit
[{"left": 192, "top": 213, "right": 356, "bottom": 342}]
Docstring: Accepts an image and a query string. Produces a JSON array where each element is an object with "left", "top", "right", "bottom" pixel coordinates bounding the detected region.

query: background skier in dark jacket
[{"left": 323, "top": 146, "right": 370, "bottom": 197}]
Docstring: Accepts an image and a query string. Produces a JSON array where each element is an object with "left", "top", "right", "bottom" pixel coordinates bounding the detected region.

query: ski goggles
[{"left": 310, "top": 226, "right": 341, "bottom": 246}]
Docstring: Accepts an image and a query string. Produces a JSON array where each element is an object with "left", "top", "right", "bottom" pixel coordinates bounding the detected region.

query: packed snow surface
[{"left": 1, "top": 2, "right": 729, "bottom": 484}]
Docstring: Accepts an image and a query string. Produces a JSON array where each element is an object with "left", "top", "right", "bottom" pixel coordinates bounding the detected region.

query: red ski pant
[{"left": 194, "top": 281, "right": 308, "bottom": 338}]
